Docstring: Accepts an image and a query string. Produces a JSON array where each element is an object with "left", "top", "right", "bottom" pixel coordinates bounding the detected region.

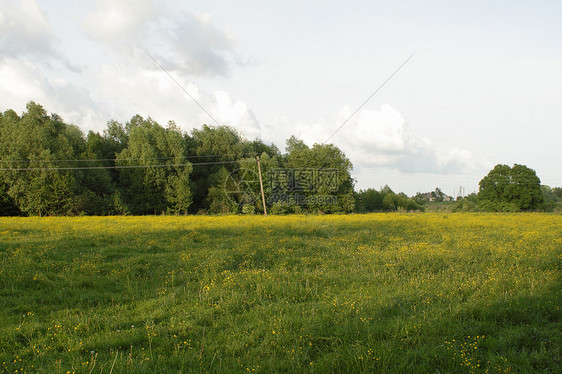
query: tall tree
[
  {"left": 188, "top": 125, "right": 245, "bottom": 212},
  {"left": 478, "top": 164, "right": 543, "bottom": 211},
  {"left": 356, "top": 188, "right": 383, "bottom": 212},
  {"left": 116, "top": 117, "right": 192, "bottom": 214},
  {"left": 280, "top": 137, "right": 354, "bottom": 213},
  {"left": 0, "top": 103, "right": 79, "bottom": 215},
  {"left": 0, "top": 180, "right": 20, "bottom": 216},
  {"left": 187, "top": 125, "right": 280, "bottom": 213}
]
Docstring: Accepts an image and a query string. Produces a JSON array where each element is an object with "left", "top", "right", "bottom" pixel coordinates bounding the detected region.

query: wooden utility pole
[{"left": 256, "top": 156, "right": 267, "bottom": 217}]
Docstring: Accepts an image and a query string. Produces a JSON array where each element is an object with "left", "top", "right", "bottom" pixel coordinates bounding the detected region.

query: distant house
[
  {"left": 417, "top": 192, "right": 435, "bottom": 202},
  {"left": 416, "top": 188, "right": 453, "bottom": 202}
]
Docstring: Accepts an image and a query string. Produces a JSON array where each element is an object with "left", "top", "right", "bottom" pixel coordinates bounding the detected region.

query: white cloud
[
  {"left": 213, "top": 90, "right": 261, "bottom": 139},
  {"left": 0, "top": 0, "right": 256, "bottom": 139},
  {"left": 0, "top": 59, "right": 40, "bottom": 100},
  {"left": 83, "top": 0, "right": 237, "bottom": 77},
  {"left": 91, "top": 64, "right": 260, "bottom": 136},
  {"left": 158, "top": 12, "right": 236, "bottom": 76},
  {"left": 0, "top": 0, "right": 60, "bottom": 62},
  {"left": 336, "top": 105, "right": 479, "bottom": 174},
  {"left": 82, "top": 0, "right": 156, "bottom": 43},
  {"left": 282, "top": 104, "right": 481, "bottom": 175},
  {"left": 0, "top": 53, "right": 260, "bottom": 139},
  {"left": 0, "top": 58, "right": 107, "bottom": 130}
]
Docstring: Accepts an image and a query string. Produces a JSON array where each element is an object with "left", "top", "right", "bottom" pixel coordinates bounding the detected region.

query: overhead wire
[
  {"left": 141, "top": 48, "right": 224, "bottom": 128},
  {"left": 0, "top": 160, "right": 241, "bottom": 172},
  {"left": 0, "top": 153, "right": 261, "bottom": 164},
  {"left": 323, "top": 53, "right": 416, "bottom": 144}
]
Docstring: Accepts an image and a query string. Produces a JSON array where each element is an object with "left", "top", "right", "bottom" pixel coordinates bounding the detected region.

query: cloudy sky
[{"left": 1, "top": 0, "right": 561, "bottom": 196}]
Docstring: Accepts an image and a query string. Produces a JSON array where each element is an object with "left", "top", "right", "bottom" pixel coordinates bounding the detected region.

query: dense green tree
[
  {"left": 188, "top": 125, "right": 245, "bottom": 212},
  {"left": 285, "top": 136, "right": 309, "bottom": 157},
  {"left": 206, "top": 167, "right": 239, "bottom": 214},
  {"left": 116, "top": 117, "right": 192, "bottom": 214},
  {"left": 356, "top": 188, "right": 383, "bottom": 212},
  {"left": 243, "top": 139, "right": 281, "bottom": 159},
  {"left": 84, "top": 131, "right": 120, "bottom": 184},
  {"left": 506, "top": 164, "right": 544, "bottom": 210},
  {"left": 188, "top": 125, "right": 280, "bottom": 214},
  {"left": 378, "top": 185, "right": 395, "bottom": 211},
  {"left": 0, "top": 180, "right": 21, "bottom": 216},
  {"left": 0, "top": 103, "right": 80, "bottom": 215},
  {"left": 453, "top": 192, "right": 478, "bottom": 212},
  {"left": 381, "top": 193, "right": 396, "bottom": 211},
  {"left": 478, "top": 164, "right": 543, "bottom": 211},
  {"left": 554, "top": 187, "right": 562, "bottom": 200},
  {"left": 540, "top": 185, "right": 562, "bottom": 212},
  {"left": 104, "top": 119, "right": 129, "bottom": 149},
  {"left": 282, "top": 137, "right": 355, "bottom": 213},
  {"left": 541, "top": 186, "right": 562, "bottom": 203},
  {"left": 0, "top": 103, "right": 124, "bottom": 215},
  {"left": 2, "top": 102, "right": 417, "bottom": 216},
  {"left": 374, "top": 185, "right": 423, "bottom": 212}
]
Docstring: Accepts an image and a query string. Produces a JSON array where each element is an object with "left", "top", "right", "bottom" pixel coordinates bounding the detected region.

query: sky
[{"left": 1, "top": 0, "right": 561, "bottom": 196}]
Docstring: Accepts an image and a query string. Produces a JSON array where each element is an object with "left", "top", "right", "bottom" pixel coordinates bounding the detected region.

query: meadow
[{"left": 0, "top": 213, "right": 560, "bottom": 373}]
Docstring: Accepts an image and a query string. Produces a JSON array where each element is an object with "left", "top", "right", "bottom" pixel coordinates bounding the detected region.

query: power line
[
  {"left": 0, "top": 153, "right": 260, "bottom": 164},
  {"left": 0, "top": 160, "right": 240, "bottom": 172},
  {"left": 0, "top": 159, "right": 348, "bottom": 172},
  {"left": 141, "top": 48, "right": 224, "bottom": 128},
  {"left": 323, "top": 53, "right": 416, "bottom": 144}
]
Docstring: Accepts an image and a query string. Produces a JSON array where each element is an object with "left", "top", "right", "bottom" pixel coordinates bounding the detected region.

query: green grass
[
  {"left": 0, "top": 214, "right": 560, "bottom": 373},
  {"left": 423, "top": 201, "right": 456, "bottom": 213}
]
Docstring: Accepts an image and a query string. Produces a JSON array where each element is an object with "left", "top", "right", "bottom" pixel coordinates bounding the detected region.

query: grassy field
[{"left": 0, "top": 214, "right": 560, "bottom": 373}]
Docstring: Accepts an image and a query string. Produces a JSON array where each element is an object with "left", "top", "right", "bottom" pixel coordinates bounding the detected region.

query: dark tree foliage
[
  {"left": 188, "top": 125, "right": 245, "bottom": 213},
  {"left": 478, "top": 164, "right": 544, "bottom": 211},
  {"left": 542, "top": 186, "right": 562, "bottom": 203},
  {"left": 0, "top": 180, "right": 21, "bottom": 216},
  {"left": 116, "top": 117, "right": 192, "bottom": 215},
  {"left": 11, "top": 102, "right": 554, "bottom": 216},
  {"left": 356, "top": 186, "right": 423, "bottom": 212},
  {"left": 275, "top": 137, "right": 355, "bottom": 213},
  {"left": 453, "top": 192, "right": 478, "bottom": 212},
  {"left": 0, "top": 103, "right": 84, "bottom": 215},
  {"left": 185, "top": 125, "right": 283, "bottom": 214},
  {"left": 540, "top": 186, "right": 562, "bottom": 212},
  {"left": 356, "top": 188, "right": 383, "bottom": 212}
]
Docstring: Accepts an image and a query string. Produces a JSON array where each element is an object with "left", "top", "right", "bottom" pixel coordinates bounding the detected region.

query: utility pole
[{"left": 256, "top": 156, "right": 267, "bottom": 217}]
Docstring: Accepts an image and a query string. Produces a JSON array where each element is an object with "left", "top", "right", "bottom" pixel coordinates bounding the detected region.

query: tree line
[
  {"left": 355, "top": 164, "right": 557, "bottom": 213},
  {"left": 446, "top": 164, "right": 557, "bottom": 212},
  {"left": 1, "top": 103, "right": 555, "bottom": 216},
  {"left": 354, "top": 186, "right": 424, "bottom": 212},
  {"left": 0, "top": 102, "right": 356, "bottom": 216}
]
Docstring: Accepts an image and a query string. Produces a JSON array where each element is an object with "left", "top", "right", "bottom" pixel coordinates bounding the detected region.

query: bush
[
  {"left": 453, "top": 198, "right": 477, "bottom": 212},
  {"left": 269, "top": 202, "right": 290, "bottom": 215},
  {"left": 478, "top": 200, "right": 520, "bottom": 212},
  {"left": 241, "top": 204, "right": 255, "bottom": 215}
]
